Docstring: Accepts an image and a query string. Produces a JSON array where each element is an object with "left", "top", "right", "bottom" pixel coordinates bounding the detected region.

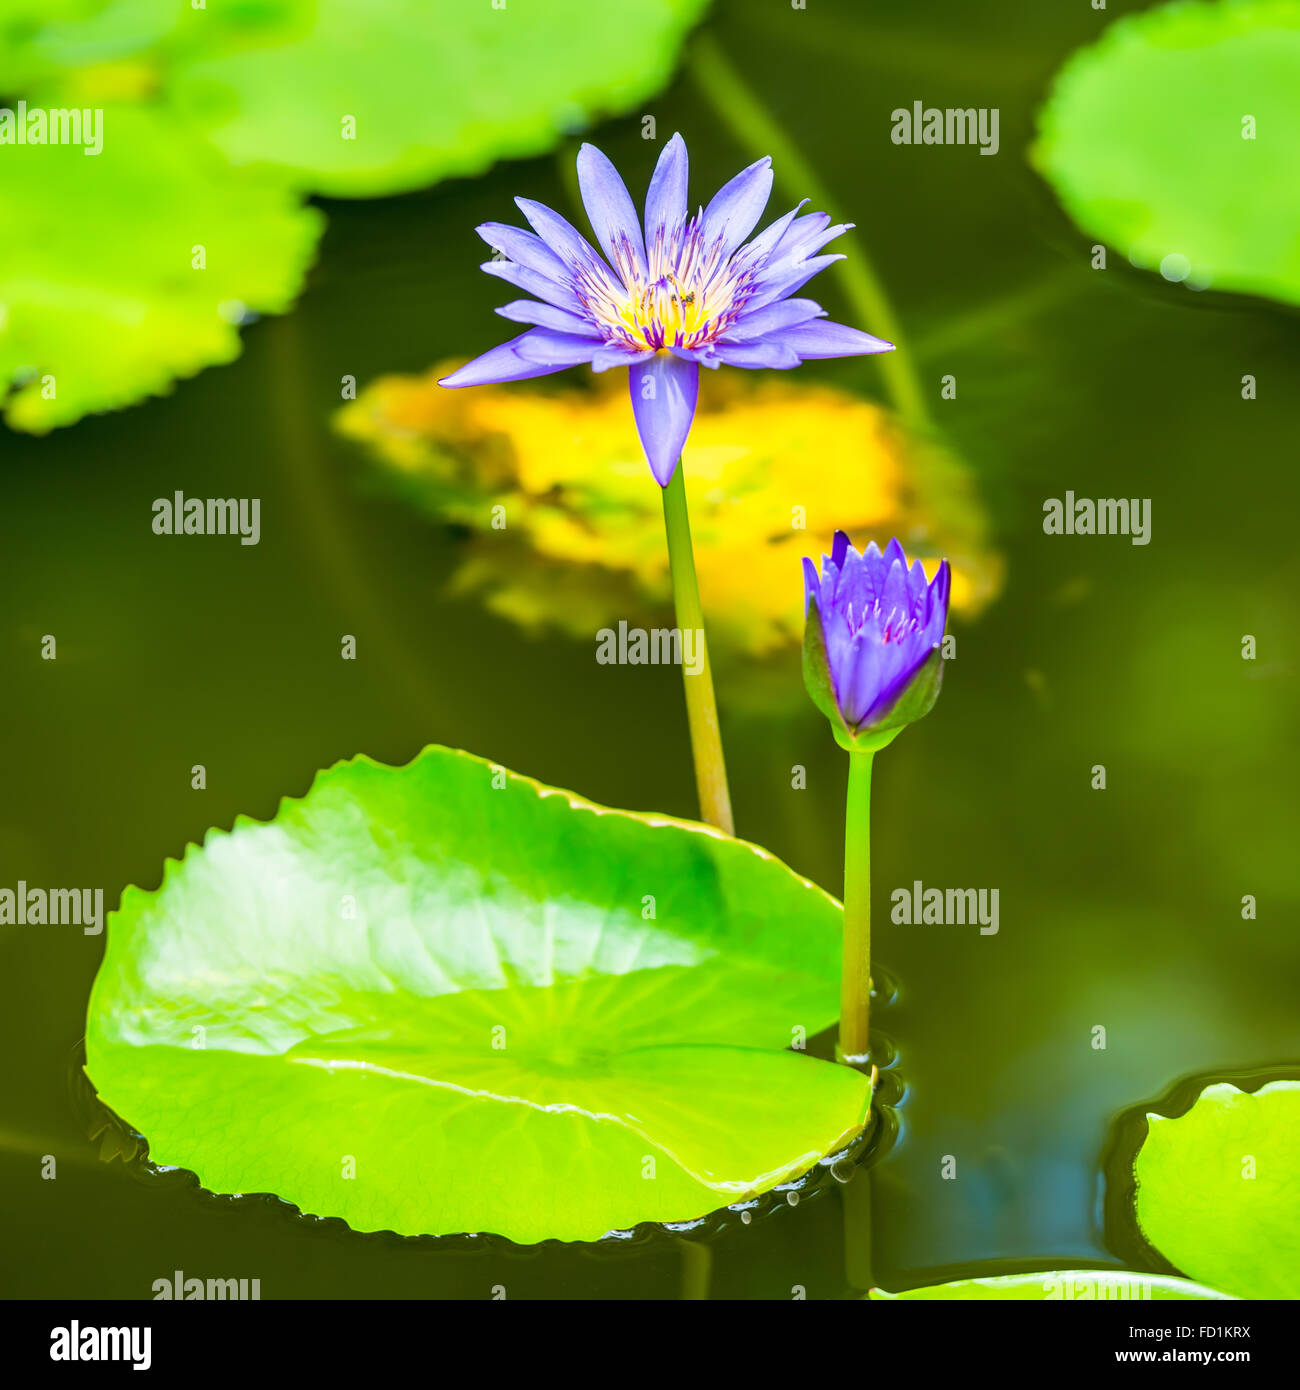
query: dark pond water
[{"left": 2, "top": 0, "right": 1297, "bottom": 1298}]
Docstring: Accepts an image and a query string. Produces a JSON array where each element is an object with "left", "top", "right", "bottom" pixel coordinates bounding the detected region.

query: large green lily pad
[
  {"left": 0, "top": 104, "right": 321, "bottom": 432},
  {"left": 1135, "top": 1080, "right": 1300, "bottom": 1299},
  {"left": 871, "top": 1271, "right": 1233, "bottom": 1300},
  {"left": 1033, "top": 0, "right": 1300, "bottom": 306},
  {"left": 85, "top": 746, "right": 869, "bottom": 1244}
]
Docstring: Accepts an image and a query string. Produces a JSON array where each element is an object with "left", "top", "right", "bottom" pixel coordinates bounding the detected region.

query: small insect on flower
[
  {"left": 803, "top": 533, "right": 950, "bottom": 751},
  {"left": 440, "top": 134, "right": 894, "bottom": 486}
]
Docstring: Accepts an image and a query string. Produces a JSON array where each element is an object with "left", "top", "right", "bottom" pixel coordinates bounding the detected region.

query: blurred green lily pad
[
  {"left": 871, "top": 1271, "right": 1233, "bottom": 1300},
  {"left": 0, "top": 104, "right": 321, "bottom": 432},
  {"left": 0, "top": 0, "right": 297, "bottom": 96},
  {"left": 5, "top": 0, "right": 714, "bottom": 198},
  {"left": 170, "top": 0, "right": 712, "bottom": 195},
  {"left": 1033, "top": 0, "right": 1300, "bottom": 305},
  {"left": 1135, "top": 1080, "right": 1300, "bottom": 1299},
  {"left": 86, "top": 745, "right": 870, "bottom": 1244}
]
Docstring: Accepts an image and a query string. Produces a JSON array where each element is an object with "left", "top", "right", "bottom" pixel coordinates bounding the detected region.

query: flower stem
[
  {"left": 839, "top": 750, "right": 874, "bottom": 1064},
  {"left": 687, "top": 33, "right": 930, "bottom": 430},
  {"left": 661, "top": 461, "right": 734, "bottom": 835},
  {"left": 676, "top": 1236, "right": 713, "bottom": 1301}
]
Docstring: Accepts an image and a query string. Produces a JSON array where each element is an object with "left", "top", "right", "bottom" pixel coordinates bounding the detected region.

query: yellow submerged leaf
[{"left": 336, "top": 364, "right": 1002, "bottom": 676}]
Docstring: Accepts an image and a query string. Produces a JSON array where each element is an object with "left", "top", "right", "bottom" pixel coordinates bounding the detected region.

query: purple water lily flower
[
  {"left": 803, "top": 533, "right": 950, "bottom": 749},
  {"left": 439, "top": 134, "right": 895, "bottom": 486}
]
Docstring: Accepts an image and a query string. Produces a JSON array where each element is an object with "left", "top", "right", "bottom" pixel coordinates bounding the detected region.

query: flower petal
[
  {"left": 513, "top": 330, "right": 604, "bottom": 368},
  {"left": 839, "top": 543, "right": 869, "bottom": 612},
  {"left": 645, "top": 133, "right": 689, "bottom": 248},
  {"left": 476, "top": 222, "right": 568, "bottom": 279},
  {"left": 737, "top": 200, "right": 808, "bottom": 268},
  {"left": 778, "top": 320, "right": 896, "bottom": 359},
  {"left": 480, "top": 259, "right": 585, "bottom": 315},
  {"left": 778, "top": 210, "right": 830, "bottom": 247},
  {"left": 760, "top": 213, "right": 853, "bottom": 275},
  {"left": 850, "top": 638, "right": 929, "bottom": 730},
  {"left": 745, "top": 254, "right": 844, "bottom": 311},
  {"left": 629, "top": 352, "right": 699, "bottom": 486},
  {"left": 516, "top": 197, "right": 615, "bottom": 283},
  {"left": 701, "top": 156, "right": 773, "bottom": 256},
  {"left": 591, "top": 343, "right": 644, "bottom": 372},
  {"left": 668, "top": 344, "right": 723, "bottom": 369},
  {"left": 931, "top": 559, "right": 952, "bottom": 614},
  {"left": 711, "top": 340, "right": 801, "bottom": 369},
  {"left": 577, "top": 143, "right": 648, "bottom": 282},
  {"left": 718, "top": 298, "right": 826, "bottom": 342},
  {"left": 881, "top": 547, "right": 911, "bottom": 619},
  {"left": 495, "top": 300, "right": 602, "bottom": 337},
  {"left": 907, "top": 559, "right": 929, "bottom": 612},
  {"left": 439, "top": 331, "right": 592, "bottom": 389},
  {"left": 802, "top": 556, "right": 820, "bottom": 612}
]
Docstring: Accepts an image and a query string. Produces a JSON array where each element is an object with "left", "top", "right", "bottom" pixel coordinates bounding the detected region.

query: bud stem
[
  {"left": 839, "top": 750, "right": 874, "bottom": 1065},
  {"left": 661, "top": 461, "right": 734, "bottom": 835}
]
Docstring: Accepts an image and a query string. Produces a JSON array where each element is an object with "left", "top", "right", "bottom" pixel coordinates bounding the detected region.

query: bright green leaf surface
[
  {"left": 1033, "top": 0, "right": 1300, "bottom": 306},
  {"left": 86, "top": 747, "right": 869, "bottom": 1244},
  {"left": 0, "top": 105, "right": 321, "bottom": 432},
  {"left": 3, "top": 0, "right": 712, "bottom": 198},
  {"left": 136, "top": 0, "right": 710, "bottom": 197},
  {"left": 871, "top": 1271, "right": 1233, "bottom": 1300},
  {"left": 0, "top": 1, "right": 301, "bottom": 97},
  {"left": 0, "top": 1, "right": 162, "bottom": 92},
  {"left": 1135, "top": 1081, "right": 1300, "bottom": 1299}
]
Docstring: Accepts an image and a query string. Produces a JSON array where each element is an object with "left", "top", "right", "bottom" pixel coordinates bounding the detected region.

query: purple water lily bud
[{"left": 802, "top": 533, "right": 950, "bottom": 750}]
